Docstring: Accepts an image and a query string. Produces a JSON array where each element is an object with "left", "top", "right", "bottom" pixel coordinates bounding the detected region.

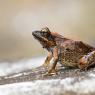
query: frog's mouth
[{"left": 32, "top": 31, "right": 50, "bottom": 48}]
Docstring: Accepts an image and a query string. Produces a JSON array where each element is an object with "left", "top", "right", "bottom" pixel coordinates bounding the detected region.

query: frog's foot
[
  {"left": 43, "top": 69, "right": 58, "bottom": 76},
  {"left": 42, "top": 63, "right": 49, "bottom": 68},
  {"left": 42, "top": 60, "right": 51, "bottom": 68},
  {"left": 79, "top": 66, "right": 88, "bottom": 72}
]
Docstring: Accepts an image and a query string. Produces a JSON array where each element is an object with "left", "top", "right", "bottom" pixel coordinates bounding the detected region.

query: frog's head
[{"left": 32, "top": 27, "right": 56, "bottom": 48}]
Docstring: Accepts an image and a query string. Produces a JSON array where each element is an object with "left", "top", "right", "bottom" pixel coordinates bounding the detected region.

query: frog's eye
[
  {"left": 41, "top": 29, "right": 47, "bottom": 32},
  {"left": 41, "top": 27, "right": 50, "bottom": 33}
]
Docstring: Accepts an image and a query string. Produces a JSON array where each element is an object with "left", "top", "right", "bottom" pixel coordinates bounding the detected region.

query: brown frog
[{"left": 32, "top": 27, "right": 95, "bottom": 75}]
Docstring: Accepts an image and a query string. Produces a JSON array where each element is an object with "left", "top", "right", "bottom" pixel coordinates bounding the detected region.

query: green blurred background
[{"left": 0, "top": 0, "right": 95, "bottom": 60}]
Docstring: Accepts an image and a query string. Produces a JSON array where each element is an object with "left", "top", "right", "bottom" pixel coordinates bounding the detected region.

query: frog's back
[{"left": 58, "top": 40, "right": 94, "bottom": 67}]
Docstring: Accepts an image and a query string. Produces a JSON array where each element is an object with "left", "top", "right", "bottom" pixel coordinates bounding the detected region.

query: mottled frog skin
[{"left": 32, "top": 27, "right": 95, "bottom": 75}]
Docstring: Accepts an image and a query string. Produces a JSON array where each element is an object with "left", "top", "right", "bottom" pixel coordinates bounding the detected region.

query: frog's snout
[{"left": 32, "top": 31, "right": 38, "bottom": 36}]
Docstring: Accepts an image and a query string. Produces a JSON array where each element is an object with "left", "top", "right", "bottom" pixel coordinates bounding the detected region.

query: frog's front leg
[
  {"left": 43, "top": 52, "right": 52, "bottom": 67},
  {"left": 46, "top": 47, "right": 58, "bottom": 75}
]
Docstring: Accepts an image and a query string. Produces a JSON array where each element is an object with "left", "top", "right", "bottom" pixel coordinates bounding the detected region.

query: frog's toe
[
  {"left": 42, "top": 72, "right": 52, "bottom": 76},
  {"left": 79, "top": 66, "right": 88, "bottom": 71},
  {"left": 42, "top": 69, "right": 58, "bottom": 76}
]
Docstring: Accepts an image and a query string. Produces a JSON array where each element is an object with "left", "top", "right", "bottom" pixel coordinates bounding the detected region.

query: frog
[{"left": 32, "top": 27, "right": 95, "bottom": 75}]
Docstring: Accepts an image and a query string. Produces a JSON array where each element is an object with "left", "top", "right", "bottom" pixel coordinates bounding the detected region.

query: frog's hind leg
[
  {"left": 78, "top": 50, "right": 95, "bottom": 71},
  {"left": 87, "top": 61, "right": 95, "bottom": 70}
]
